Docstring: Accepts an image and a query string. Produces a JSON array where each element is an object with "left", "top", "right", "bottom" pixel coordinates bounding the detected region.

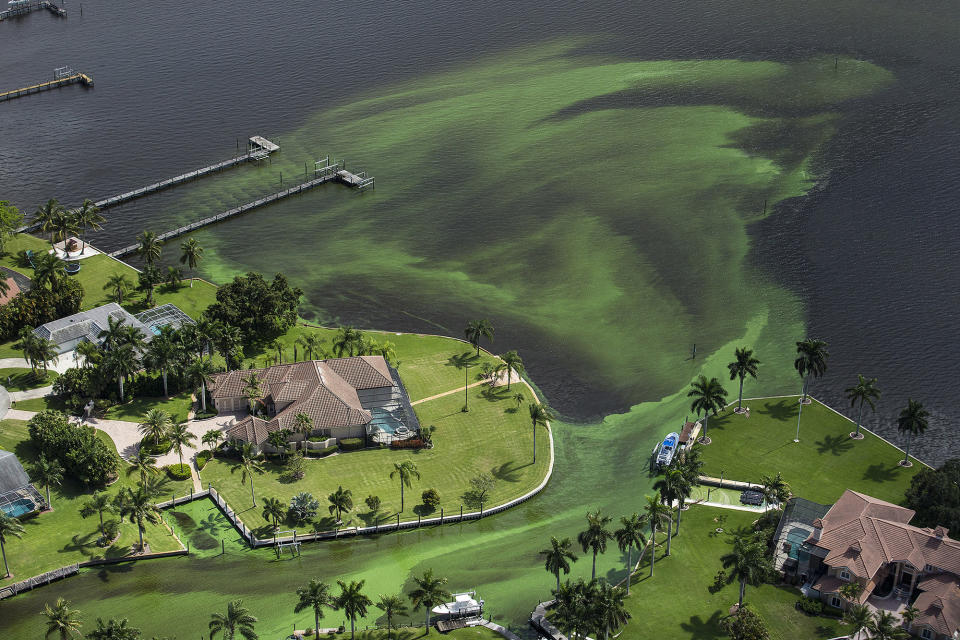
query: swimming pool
[
  {"left": 1, "top": 498, "right": 36, "bottom": 518},
  {"left": 785, "top": 526, "right": 810, "bottom": 560},
  {"left": 370, "top": 407, "right": 406, "bottom": 435}
]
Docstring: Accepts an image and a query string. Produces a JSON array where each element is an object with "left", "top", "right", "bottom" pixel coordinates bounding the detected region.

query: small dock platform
[
  {"left": 0, "top": 0, "right": 66, "bottom": 20},
  {"left": 107, "top": 155, "right": 375, "bottom": 258},
  {"left": 0, "top": 67, "right": 91, "bottom": 103}
]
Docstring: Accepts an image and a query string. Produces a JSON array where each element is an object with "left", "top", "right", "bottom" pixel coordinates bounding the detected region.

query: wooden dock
[
  {"left": 0, "top": 0, "right": 66, "bottom": 20},
  {"left": 0, "top": 70, "right": 92, "bottom": 103},
  {"left": 107, "top": 158, "right": 375, "bottom": 258}
]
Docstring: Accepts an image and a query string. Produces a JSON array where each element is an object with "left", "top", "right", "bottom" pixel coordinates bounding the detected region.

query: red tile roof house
[
  {"left": 209, "top": 356, "right": 419, "bottom": 454},
  {"left": 798, "top": 490, "right": 960, "bottom": 639}
]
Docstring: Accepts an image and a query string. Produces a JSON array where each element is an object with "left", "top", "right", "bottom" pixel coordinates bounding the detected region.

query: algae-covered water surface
[{"left": 0, "top": 41, "right": 898, "bottom": 636}]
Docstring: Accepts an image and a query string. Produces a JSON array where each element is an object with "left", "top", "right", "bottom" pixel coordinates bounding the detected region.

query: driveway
[{"left": 0, "top": 351, "right": 84, "bottom": 374}]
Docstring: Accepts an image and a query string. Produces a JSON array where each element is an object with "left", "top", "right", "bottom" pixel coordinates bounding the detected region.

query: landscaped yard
[
  {"left": 199, "top": 381, "right": 550, "bottom": 535},
  {"left": 0, "top": 418, "right": 191, "bottom": 582},
  {"left": 696, "top": 397, "right": 923, "bottom": 505},
  {"left": 104, "top": 391, "right": 194, "bottom": 424},
  {"left": 0, "top": 367, "right": 58, "bottom": 391},
  {"left": 620, "top": 505, "right": 845, "bottom": 640}
]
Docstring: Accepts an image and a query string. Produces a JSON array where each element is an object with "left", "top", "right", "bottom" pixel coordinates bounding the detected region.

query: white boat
[
  {"left": 655, "top": 432, "right": 680, "bottom": 468},
  {"left": 431, "top": 591, "right": 484, "bottom": 618}
]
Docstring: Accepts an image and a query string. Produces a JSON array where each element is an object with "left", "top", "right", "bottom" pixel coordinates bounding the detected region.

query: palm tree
[
  {"left": 897, "top": 398, "right": 929, "bottom": 466},
  {"left": 297, "top": 333, "right": 324, "bottom": 361},
  {"left": 653, "top": 468, "right": 688, "bottom": 556},
  {"left": 43, "top": 597, "right": 83, "bottom": 639},
  {"left": 127, "top": 448, "right": 158, "bottom": 483},
  {"left": 450, "top": 351, "right": 480, "bottom": 411},
  {"left": 136, "top": 230, "right": 162, "bottom": 267},
  {"left": 760, "top": 472, "right": 790, "bottom": 507},
  {"left": 75, "top": 199, "right": 105, "bottom": 255},
  {"left": 32, "top": 251, "right": 66, "bottom": 291},
  {"left": 30, "top": 454, "right": 63, "bottom": 507},
  {"left": 266, "top": 430, "right": 289, "bottom": 460},
  {"left": 103, "top": 343, "right": 138, "bottom": 401},
  {"left": 232, "top": 443, "right": 265, "bottom": 506},
  {"left": 261, "top": 496, "right": 286, "bottom": 529},
  {"left": 332, "top": 326, "right": 364, "bottom": 358},
  {"left": 408, "top": 569, "right": 450, "bottom": 634},
  {"left": 35, "top": 198, "right": 66, "bottom": 245},
  {"left": 614, "top": 513, "right": 647, "bottom": 594},
  {"left": 842, "top": 603, "right": 872, "bottom": 640},
  {"left": 144, "top": 327, "right": 179, "bottom": 397},
  {"left": 727, "top": 347, "right": 760, "bottom": 412},
  {"left": 497, "top": 350, "right": 524, "bottom": 389},
  {"left": 0, "top": 512, "right": 24, "bottom": 577},
  {"left": 186, "top": 356, "right": 216, "bottom": 412},
  {"left": 901, "top": 605, "right": 920, "bottom": 633},
  {"left": 794, "top": 338, "right": 830, "bottom": 403},
  {"left": 84, "top": 617, "right": 139, "bottom": 640},
  {"left": 209, "top": 599, "right": 258, "bottom": 640},
  {"left": 270, "top": 339, "right": 283, "bottom": 365},
  {"left": 867, "top": 610, "right": 909, "bottom": 640},
  {"left": 169, "top": 422, "right": 196, "bottom": 467},
  {"left": 79, "top": 491, "right": 115, "bottom": 539},
  {"left": 687, "top": 375, "right": 728, "bottom": 444},
  {"left": 203, "top": 430, "right": 224, "bottom": 458},
  {"left": 119, "top": 486, "right": 160, "bottom": 552},
  {"left": 390, "top": 461, "right": 420, "bottom": 512},
  {"left": 539, "top": 536, "right": 578, "bottom": 592},
  {"left": 242, "top": 371, "right": 264, "bottom": 415},
  {"left": 514, "top": 392, "right": 525, "bottom": 409},
  {"left": 375, "top": 594, "right": 408, "bottom": 640},
  {"left": 529, "top": 402, "right": 554, "bottom": 464},
  {"left": 845, "top": 375, "right": 881, "bottom": 439},
  {"left": 103, "top": 274, "right": 133, "bottom": 304},
  {"left": 720, "top": 534, "right": 772, "bottom": 607},
  {"left": 179, "top": 237, "right": 203, "bottom": 287},
  {"left": 334, "top": 579, "right": 372, "bottom": 640},
  {"left": 295, "top": 579, "right": 332, "bottom": 636},
  {"left": 51, "top": 209, "right": 79, "bottom": 254},
  {"left": 464, "top": 319, "right": 494, "bottom": 356},
  {"left": 293, "top": 413, "right": 313, "bottom": 450},
  {"left": 577, "top": 510, "right": 613, "bottom": 581},
  {"left": 139, "top": 408, "right": 172, "bottom": 447},
  {"left": 14, "top": 328, "right": 39, "bottom": 375},
  {"left": 33, "top": 335, "right": 59, "bottom": 376},
  {"left": 327, "top": 485, "right": 353, "bottom": 524},
  {"left": 644, "top": 493, "right": 672, "bottom": 577},
  {"left": 593, "top": 580, "right": 631, "bottom": 640}
]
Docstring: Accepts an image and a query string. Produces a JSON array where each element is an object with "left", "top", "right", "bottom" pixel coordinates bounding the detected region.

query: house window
[
  {"left": 920, "top": 627, "right": 932, "bottom": 639},
  {"left": 829, "top": 596, "right": 841, "bottom": 608},
  {"left": 839, "top": 569, "right": 850, "bottom": 581}
]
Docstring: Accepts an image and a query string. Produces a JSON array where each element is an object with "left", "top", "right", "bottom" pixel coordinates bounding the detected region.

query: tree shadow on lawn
[
  {"left": 708, "top": 413, "right": 734, "bottom": 433},
  {"left": 679, "top": 611, "right": 725, "bottom": 640},
  {"left": 61, "top": 530, "right": 103, "bottom": 557},
  {"left": 480, "top": 386, "right": 511, "bottom": 403},
  {"left": 756, "top": 399, "right": 799, "bottom": 422},
  {"left": 815, "top": 434, "right": 854, "bottom": 456},
  {"left": 491, "top": 460, "right": 526, "bottom": 482},
  {"left": 863, "top": 462, "right": 903, "bottom": 484}
]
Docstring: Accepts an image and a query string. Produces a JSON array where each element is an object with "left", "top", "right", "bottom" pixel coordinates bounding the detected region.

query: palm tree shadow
[
  {"left": 679, "top": 610, "right": 724, "bottom": 640},
  {"left": 491, "top": 461, "right": 523, "bottom": 483},
  {"left": 756, "top": 399, "right": 798, "bottom": 422},
  {"left": 708, "top": 413, "right": 734, "bottom": 433},
  {"left": 863, "top": 463, "right": 901, "bottom": 484},
  {"left": 815, "top": 434, "right": 854, "bottom": 456}
]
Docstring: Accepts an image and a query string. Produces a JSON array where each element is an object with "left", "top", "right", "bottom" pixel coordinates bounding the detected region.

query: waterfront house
[{"left": 210, "top": 356, "right": 419, "bottom": 452}]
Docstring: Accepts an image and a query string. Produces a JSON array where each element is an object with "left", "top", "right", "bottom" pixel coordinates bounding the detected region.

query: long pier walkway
[
  {"left": 0, "top": 69, "right": 91, "bottom": 103},
  {"left": 0, "top": 0, "right": 66, "bottom": 21},
  {"left": 107, "top": 158, "right": 375, "bottom": 258}
]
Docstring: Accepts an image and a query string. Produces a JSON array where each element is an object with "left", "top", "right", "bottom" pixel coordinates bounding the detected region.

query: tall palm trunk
[
  {"left": 118, "top": 375, "right": 125, "bottom": 402},
  {"left": 904, "top": 431, "right": 912, "bottom": 465},
  {"left": 387, "top": 613, "right": 392, "bottom": 640},
  {"left": 737, "top": 376, "right": 745, "bottom": 410},
  {"left": 350, "top": 616, "right": 355, "bottom": 640},
  {"left": 625, "top": 545, "right": 633, "bottom": 595},
  {"left": 137, "top": 519, "right": 144, "bottom": 551},
  {"left": 555, "top": 569, "right": 561, "bottom": 593},
  {"left": 314, "top": 611, "right": 320, "bottom": 637},
  {"left": 162, "top": 369, "right": 168, "bottom": 398},
  {"left": 45, "top": 484, "right": 51, "bottom": 506},
  {"left": 649, "top": 524, "right": 657, "bottom": 577},
  {"left": 400, "top": 481, "right": 404, "bottom": 512},
  {"left": 676, "top": 500, "right": 683, "bottom": 533},
  {"left": 250, "top": 477, "right": 256, "bottom": 507},
  {"left": 533, "top": 423, "right": 537, "bottom": 464},
  {"left": 200, "top": 380, "right": 207, "bottom": 412},
  {"left": 425, "top": 607, "right": 431, "bottom": 634},
  {"left": 592, "top": 548, "right": 597, "bottom": 580},
  {"left": 464, "top": 367, "right": 469, "bottom": 411},
  {"left": 739, "top": 579, "right": 746, "bottom": 607},
  {"left": 665, "top": 514, "right": 673, "bottom": 556},
  {"left": 802, "top": 377, "right": 809, "bottom": 403},
  {"left": 1, "top": 537, "right": 9, "bottom": 577}
]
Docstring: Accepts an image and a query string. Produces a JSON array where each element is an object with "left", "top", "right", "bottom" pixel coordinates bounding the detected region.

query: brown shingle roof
[
  {"left": 914, "top": 581, "right": 960, "bottom": 638},
  {"left": 213, "top": 357, "right": 393, "bottom": 446}
]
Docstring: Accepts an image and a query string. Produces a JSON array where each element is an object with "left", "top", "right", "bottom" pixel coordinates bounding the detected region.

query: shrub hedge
[
  {"left": 141, "top": 437, "right": 173, "bottom": 456},
  {"left": 166, "top": 463, "right": 192, "bottom": 480},
  {"left": 196, "top": 450, "right": 212, "bottom": 469},
  {"left": 308, "top": 444, "right": 338, "bottom": 458},
  {"left": 339, "top": 438, "right": 364, "bottom": 451}
]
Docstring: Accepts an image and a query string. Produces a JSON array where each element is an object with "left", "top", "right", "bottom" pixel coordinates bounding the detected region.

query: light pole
[{"left": 794, "top": 396, "right": 804, "bottom": 443}]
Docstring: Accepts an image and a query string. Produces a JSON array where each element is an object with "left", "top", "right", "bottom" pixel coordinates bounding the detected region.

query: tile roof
[
  {"left": 914, "top": 581, "right": 960, "bottom": 638},
  {"left": 212, "top": 357, "right": 394, "bottom": 446}
]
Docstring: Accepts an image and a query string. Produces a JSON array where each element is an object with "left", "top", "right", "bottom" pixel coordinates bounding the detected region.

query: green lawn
[
  {"left": 697, "top": 397, "right": 923, "bottom": 505},
  {"left": 0, "top": 367, "right": 57, "bottom": 391},
  {"left": 104, "top": 391, "right": 194, "bottom": 424},
  {"left": 317, "top": 627, "right": 504, "bottom": 640},
  {"left": 13, "top": 395, "right": 68, "bottom": 413},
  {"left": 0, "top": 418, "right": 191, "bottom": 582},
  {"left": 199, "top": 382, "right": 550, "bottom": 535},
  {"left": 620, "top": 505, "right": 845, "bottom": 640}
]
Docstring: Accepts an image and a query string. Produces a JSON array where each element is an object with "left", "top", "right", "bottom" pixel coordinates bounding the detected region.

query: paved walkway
[
  {"left": 81, "top": 415, "right": 145, "bottom": 460},
  {"left": 9, "top": 385, "right": 54, "bottom": 402},
  {"left": 411, "top": 368, "right": 517, "bottom": 405}
]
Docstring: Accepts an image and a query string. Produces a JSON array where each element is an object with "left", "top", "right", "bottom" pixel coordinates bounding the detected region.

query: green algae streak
[{"left": 0, "top": 43, "right": 894, "bottom": 638}]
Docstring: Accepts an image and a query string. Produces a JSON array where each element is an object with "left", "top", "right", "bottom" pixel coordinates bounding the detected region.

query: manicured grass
[
  {"left": 166, "top": 497, "right": 248, "bottom": 558},
  {"left": 104, "top": 391, "right": 194, "bottom": 424},
  {"left": 0, "top": 367, "right": 57, "bottom": 391},
  {"left": 257, "top": 323, "right": 502, "bottom": 403},
  {"left": 697, "top": 397, "right": 923, "bottom": 505},
  {"left": 13, "top": 395, "right": 68, "bottom": 413},
  {"left": 620, "top": 505, "right": 844, "bottom": 640},
  {"left": 318, "top": 627, "right": 504, "bottom": 640},
  {"left": 0, "top": 339, "right": 23, "bottom": 359},
  {"left": 199, "top": 382, "right": 550, "bottom": 535},
  {"left": 0, "top": 418, "right": 191, "bottom": 582}
]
